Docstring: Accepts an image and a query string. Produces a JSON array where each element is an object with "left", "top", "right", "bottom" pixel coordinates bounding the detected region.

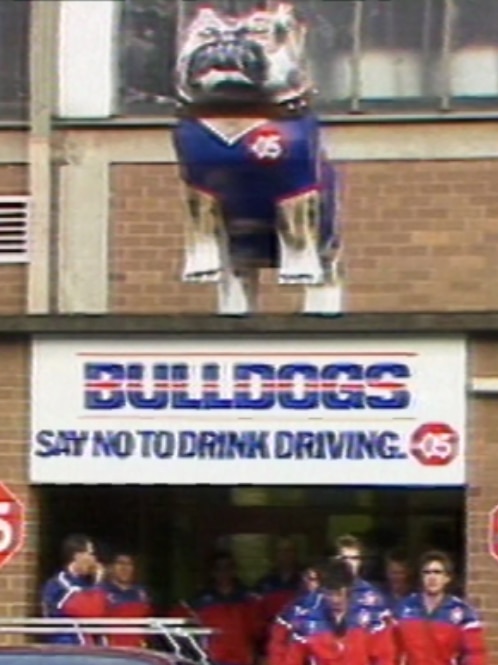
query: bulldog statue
[{"left": 173, "top": 3, "right": 342, "bottom": 315}]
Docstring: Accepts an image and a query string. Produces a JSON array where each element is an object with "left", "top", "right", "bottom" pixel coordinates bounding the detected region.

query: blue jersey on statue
[{"left": 173, "top": 115, "right": 337, "bottom": 264}]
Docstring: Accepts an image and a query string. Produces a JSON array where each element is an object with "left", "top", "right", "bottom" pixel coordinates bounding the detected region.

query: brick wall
[
  {"left": 467, "top": 339, "right": 498, "bottom": 658},
  {"left": 109, "top": 160, "right": 498, "bottom": 314},
  {"left": 0, "top": 166, "right": 27, "bottom": 314},
  {"left": 0, "top": 340, "right": 38, "bottom": 633},
  {"left": 110, "top": 164, "right": 216, "bottom": 314}
]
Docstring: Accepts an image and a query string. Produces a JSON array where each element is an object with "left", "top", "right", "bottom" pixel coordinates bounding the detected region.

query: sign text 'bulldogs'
[{"left": 84, "top": 361, "right": 411, "bottom": 411}]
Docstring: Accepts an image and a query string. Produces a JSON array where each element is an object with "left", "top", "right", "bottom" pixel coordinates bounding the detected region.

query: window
[
  {"left": 119, "top": 0, "right": 177, "bottom": 114},
  {"left": 118, "top": 0, "right": 498, "bottom": 116},
  {"left": 303, "top": 0, "right": 444, "bottom": 110},
  {"left": 0, "top": 0, "right": 30, "bottom": 118},
  {"left": 450, "top": 0, "right": 498, "bottom": 103}
]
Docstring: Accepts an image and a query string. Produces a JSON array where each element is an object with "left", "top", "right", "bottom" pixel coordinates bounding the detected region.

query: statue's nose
[{"left": 220, "top": 31, "right": 237, "bottom": 43}]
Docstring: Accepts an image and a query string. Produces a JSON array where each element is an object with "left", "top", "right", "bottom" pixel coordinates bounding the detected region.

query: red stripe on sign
[
  {"left": 85, "top": 381, "right": 407, "bottom": 390},
  {"left": 78, "top": 352, "right": 419, "bottom": 358}
]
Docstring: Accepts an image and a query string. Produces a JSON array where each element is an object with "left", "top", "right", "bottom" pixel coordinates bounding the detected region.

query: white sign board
[{"left": 30, "top": 336, "right": 466, "bottom": 486}]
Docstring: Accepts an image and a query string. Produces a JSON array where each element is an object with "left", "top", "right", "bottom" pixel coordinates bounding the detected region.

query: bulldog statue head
[{"left": 176, "top": 3, "right": 310, "bottom": 105}]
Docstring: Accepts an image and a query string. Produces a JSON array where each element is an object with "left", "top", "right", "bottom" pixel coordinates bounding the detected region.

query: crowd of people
[{"left": 40, "top": 533, "right": 488, "bottom": 664}]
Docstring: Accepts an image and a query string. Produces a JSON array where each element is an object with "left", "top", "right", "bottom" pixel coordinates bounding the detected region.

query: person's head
[
  {"left": 62, "top": 534, "right": 97, "bottom": 576},
  {"left": 321, "top": 559, "right": 355, "bottom": 614},
  {"left": 385, "top": 550, "right": 412, "bottom": 591},
  {"left": 210, "top": 551, "right": 237, "bottom": 588},
  {"left": 419, "top": 550, "right": 453, "bottom": 596},
  {"left": 274, "top": 538, "right": 299, "bottom": 571},
  {"left": 334, "top": 534, "right": 363, "bottom": 577},
  {"left": 301, "top": 558, "right": 328, "bottom": 593},
  {"left": 108, "top": 551, "right": 137, "bottom": 587}
]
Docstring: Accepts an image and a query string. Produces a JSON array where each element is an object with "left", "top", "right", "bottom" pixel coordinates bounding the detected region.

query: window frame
[{"left": 116, "top": 0, "right": 498, "bottom": 120}]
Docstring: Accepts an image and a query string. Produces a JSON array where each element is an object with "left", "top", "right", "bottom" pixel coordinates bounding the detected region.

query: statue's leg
[
  {"left": 214, "top": 224, "right": 258, "bottom": 314},
  {"left": 276, "top": 189, "right": 324, "bottom": 285},
  {"left": 217, "top": 265, "right": 259, "bottom": 315},
  {"left": 182, "top": 186, "right": 224, "bottom": 282},
  {"left": 302, "top": 250, "right": 344, "bottom": 315}
]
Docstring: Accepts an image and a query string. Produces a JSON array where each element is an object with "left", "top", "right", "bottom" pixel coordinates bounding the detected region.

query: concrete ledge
[
  {"left": 56, "top": 122, "right": 498, "bottom": 162},
  {"left": 0, "top": 312, "right": 497, "bottom": 335},
  {"left": 470, "top": 378, "right": 498, "bottom": 394}
]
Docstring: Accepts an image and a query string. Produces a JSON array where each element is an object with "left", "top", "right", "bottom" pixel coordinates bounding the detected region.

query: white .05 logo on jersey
[
  {"left": 362, "top": 591, "right": 379, "bottom": 607},
  {"left": 450, "top": 607, "right": 464, "bottom": 624},
  {"left": 247, "top": 129, "right": 284, "bottom": 161},
  {"left": 358, "top": 610, "right": 371, "bottom": 626}
]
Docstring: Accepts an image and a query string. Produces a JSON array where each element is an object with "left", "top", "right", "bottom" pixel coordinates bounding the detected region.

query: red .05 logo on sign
[
  {"left": 246, "top": 127, "right": 285, "bottom": 162},
  {"left": 409, "top": 422, "right": 459, "bottom": 466},
  {"left": 0, "top": 482, "right": 25, "bottom": 569}
]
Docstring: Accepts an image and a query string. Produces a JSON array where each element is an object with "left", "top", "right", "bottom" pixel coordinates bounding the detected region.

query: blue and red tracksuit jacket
[
  {"left": 282, "top": 600, "right": 396, "bottom": 665},
  {"left": 393, "top": 592, "right": 489, "bottom": 665},
  {"left": 268, "top": 579, "right": 389, "bottom": 665},
  {"left": 383, "top": 590, "right": 411, "bottom": 614},
  {"left": 268, "top": 589, "right": 325, "bottom": 665},
  {"left": 169, "top": 586, "right": 261, "bottom": 665},
  {"left": 254, "top": 570, "right": 302, "bottom": 625},
  {"left": 41, "top": 570, "right": 107, "bottom": 644},
  {"left": 353, "top": 578, "right": 389, "bottom": 615},
  {"left": 100, "top": 581, "right": 152, "bottom": 648}
]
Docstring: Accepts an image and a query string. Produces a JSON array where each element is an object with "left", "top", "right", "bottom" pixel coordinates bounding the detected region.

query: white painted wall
[{"left": 58, "top": 0, "right": 120, "bottom": 118}]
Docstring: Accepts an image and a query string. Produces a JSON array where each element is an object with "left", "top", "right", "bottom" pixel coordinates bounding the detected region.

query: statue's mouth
[{"left": 187, "top": 40, "right": 267, "bottom": 94}]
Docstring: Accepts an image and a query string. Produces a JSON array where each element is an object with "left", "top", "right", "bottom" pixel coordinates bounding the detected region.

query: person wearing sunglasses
[
  {"left": 282, "top": 558, "right": 396, "bottom": 665},
  {"left": 393, "top": 550, "right": 488, "bottom": 665}
]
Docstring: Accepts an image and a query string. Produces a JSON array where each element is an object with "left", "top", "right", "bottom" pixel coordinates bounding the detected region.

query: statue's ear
[
  {"left": 189, "top": 6, "right": 223, "bottom": 31},
  {"left": 195, "top": 6, "right": 220, "bottom": 20},
  {"left": 276, "top": 3, "right": 294, "bottom": 15}
]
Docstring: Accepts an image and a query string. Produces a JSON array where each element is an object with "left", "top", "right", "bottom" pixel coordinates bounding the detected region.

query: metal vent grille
[{"left": 0, "top": 196, "right": 29, "bottom": 263}]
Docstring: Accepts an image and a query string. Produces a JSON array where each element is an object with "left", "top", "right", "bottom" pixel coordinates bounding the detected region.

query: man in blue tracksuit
[
  {"left": 333, "top": 534, "right": 389, "bottom": 616},
  {"left": 41, "top": 533, "right": 107, "bottom": 644}
]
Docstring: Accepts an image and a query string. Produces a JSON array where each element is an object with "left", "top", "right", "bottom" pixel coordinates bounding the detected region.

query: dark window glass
[
  {"left": 118, "top": 0, "right": 498, "bottom": 115},
  {"left": 357, "top": 0, "right": 444, "bottom": 110},
  {"left": 450, "top": 0, "right": 498, "bottom": 101},
  {"left": 0, "top": 0, "right": 30, "bottom": 119},
  {"left": 119, "top": 0, "right": 177, "bottom": 114},
  {"left": 296, "top": 0, "right": 355, "bottom": 109}
]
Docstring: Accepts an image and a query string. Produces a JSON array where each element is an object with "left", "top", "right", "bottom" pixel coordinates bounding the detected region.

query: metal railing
[{"left": 0, "top": 619, "right": 216, "bottom": 664}]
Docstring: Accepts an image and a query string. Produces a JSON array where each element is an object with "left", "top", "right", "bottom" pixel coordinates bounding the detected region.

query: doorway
[{"left": 37, "top": 485, "right": 465, "bottom": 611}]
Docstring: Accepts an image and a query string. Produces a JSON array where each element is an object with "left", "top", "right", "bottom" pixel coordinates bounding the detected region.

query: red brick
[
  {"left": 0, "top": 341, "right": 38, "bottom": 624},
  {"left": 109, "top": 160, "right": 498, "bottom": 314}
]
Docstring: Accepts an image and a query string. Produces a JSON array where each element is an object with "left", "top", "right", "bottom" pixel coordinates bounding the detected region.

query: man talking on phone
[{"left": 41, "top": 533, "right": 108, "bottom": 645}]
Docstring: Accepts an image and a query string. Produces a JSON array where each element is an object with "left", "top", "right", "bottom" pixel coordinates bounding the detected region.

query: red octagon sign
[
  {"left": 0, "top": 482, "right": 25, "bottom": 569},
  {"left": 488, "top": 505, "right": 498, "bottom": 562}
]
